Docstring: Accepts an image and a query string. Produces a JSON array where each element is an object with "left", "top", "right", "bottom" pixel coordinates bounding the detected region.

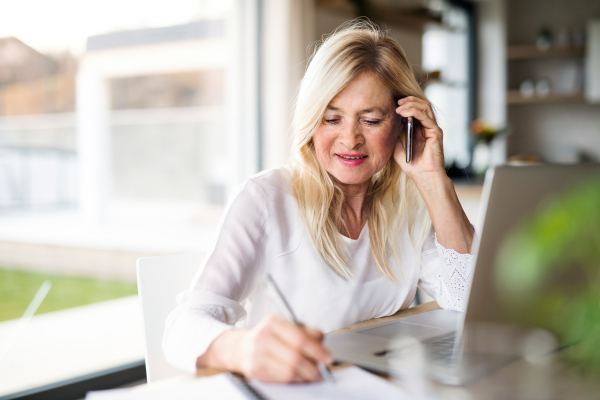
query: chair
[{"left": 136, "top": 253, "right": 205, "bottom": 383}]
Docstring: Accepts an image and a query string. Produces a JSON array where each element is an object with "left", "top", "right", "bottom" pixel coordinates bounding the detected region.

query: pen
[{"left": 265, "top": 273, "right": 335, "bottom": 384}]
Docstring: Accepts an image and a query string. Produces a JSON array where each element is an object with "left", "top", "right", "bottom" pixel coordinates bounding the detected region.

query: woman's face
[{"left": 313, "top": 72, "right": 398, "bottom": 191}]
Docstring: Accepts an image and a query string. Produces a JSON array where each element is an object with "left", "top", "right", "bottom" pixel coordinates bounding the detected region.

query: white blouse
[{"left": 163, "top": 167, "right": 474, "bottom": 373}]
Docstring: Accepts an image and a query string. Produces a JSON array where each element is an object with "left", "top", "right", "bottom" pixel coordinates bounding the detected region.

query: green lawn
[{"left": 0, "top": 268, "right": 138, "bottom": 322}]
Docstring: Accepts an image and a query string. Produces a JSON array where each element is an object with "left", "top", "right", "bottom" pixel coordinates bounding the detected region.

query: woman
[{"left": 163, "top": 21, "right": 475, "bottom": 383}]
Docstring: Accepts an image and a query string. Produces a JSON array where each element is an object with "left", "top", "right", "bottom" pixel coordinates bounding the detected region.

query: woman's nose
[{"left": 338, "top": 122, "right": 364, "bottom": 149}]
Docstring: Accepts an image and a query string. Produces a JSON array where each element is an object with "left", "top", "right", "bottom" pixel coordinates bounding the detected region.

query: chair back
[{"left": 136, "top": 253, "right": 205, "bottom": 383}]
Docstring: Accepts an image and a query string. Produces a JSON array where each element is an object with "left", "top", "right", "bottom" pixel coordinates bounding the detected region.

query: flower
[{"left": 469, "top": 119, "right": 503, "bottom": 144}]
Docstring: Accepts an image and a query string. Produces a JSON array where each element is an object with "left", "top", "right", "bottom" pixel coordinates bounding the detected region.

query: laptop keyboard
[
  {"left": 422, "top": 331, "right": 457, "bottom": 365},
  {"left": 373, "top": 331, "right": 458, "bottom": 366}
]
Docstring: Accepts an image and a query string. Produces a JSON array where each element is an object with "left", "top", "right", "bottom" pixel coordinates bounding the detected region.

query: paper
[
  {"left": 251, "top": 367, "right": 410, "bottom": 400},
  {"left": 86, "top": 367, "right": 410, "bottom": 400},
  {"left": 85, "top": 374, "right": 246, "bottom": 400}
]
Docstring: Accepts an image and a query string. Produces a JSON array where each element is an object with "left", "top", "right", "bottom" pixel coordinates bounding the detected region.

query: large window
[
  {"left": 108, "top": 71, "right": 227, "bottom": 204},
  {"left": 0, "top": 0, "right": 258, "bottom": 397}
]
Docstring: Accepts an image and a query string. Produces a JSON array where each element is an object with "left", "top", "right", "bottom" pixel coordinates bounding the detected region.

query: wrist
[
  {"left": 197, "top": 329, "right": 246, "bottom": 372},
  {"left": 414, "top": 173, "right": 458, "bottom": 222},
  {"left": 413, "top": 171, "right": 452, "bottom": 197}
]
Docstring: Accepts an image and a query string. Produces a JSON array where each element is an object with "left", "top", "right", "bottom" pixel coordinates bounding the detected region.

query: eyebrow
[{"left": 326, "top": 105, "right": 389, "bottom": 114}]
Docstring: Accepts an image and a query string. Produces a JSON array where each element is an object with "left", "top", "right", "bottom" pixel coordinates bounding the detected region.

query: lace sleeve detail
[
  {"left": 418, "top": 232, "right": 474, "bottom": 312},
  {"left": 432, "top": 234, "right": 474, "bottom": 311}
]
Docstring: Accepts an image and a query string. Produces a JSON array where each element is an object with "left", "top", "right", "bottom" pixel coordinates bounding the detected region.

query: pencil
[{"left": 265, "top": 273, "right": 335, "bottom": 384}]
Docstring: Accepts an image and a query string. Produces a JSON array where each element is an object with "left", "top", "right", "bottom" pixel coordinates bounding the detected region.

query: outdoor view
[{"left": 0, "top": 0, "right": 235, "bottom": 396}]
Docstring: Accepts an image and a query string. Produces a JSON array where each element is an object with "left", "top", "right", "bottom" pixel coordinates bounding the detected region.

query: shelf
[
  {"left": 507, "top": 91, "right": 586, "bottom": 105},
  {"left": 316, "top": 0, "right": 442, "bottom": 32},
  {"left": 507, "top": 45, "right": 585, "bottom": 60}
]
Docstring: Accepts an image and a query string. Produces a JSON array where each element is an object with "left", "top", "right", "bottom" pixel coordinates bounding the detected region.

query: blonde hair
[{"left": 290, "top": 20, "right": 432, "bottom": 281}]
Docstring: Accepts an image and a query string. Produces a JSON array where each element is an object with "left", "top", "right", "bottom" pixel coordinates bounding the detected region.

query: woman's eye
[
  {"left": 324, "top": 119, "right": 340, "bottom": 124},
  {"left": 364, "top": 119, "right": 381, "bottom": 126}
]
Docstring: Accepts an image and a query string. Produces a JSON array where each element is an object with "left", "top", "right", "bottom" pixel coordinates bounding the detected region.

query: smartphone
[{"left": 406, "top": 116, "right": 413, "bottom": 163}]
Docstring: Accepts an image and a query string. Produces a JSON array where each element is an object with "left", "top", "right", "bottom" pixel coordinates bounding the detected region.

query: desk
[
  {"left": 194, "top": 301, "right": 441, "bottom": 379},
  {"left": 180, "top": 301, "right": 599, "bottom": 399}
]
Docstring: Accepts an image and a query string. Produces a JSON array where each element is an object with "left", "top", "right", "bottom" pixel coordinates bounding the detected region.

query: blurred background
[{"left": 0, "top": 0, "right": 598, "bottom": 397}]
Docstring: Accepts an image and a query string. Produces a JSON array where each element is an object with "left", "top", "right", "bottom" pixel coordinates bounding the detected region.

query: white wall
[
  {"left": 476, "top": 0, "right": 508, "bottom": 166},
  {"left": 261, "top": 0, "right": 317, "bottom": 170},
  {"left": 476, "top": 0, "right": 506, "bottom": 127}
]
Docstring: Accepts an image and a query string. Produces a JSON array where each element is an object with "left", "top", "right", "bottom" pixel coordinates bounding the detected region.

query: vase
[{"left": 472, "top": 141, "right": 491, "bottom": 176}]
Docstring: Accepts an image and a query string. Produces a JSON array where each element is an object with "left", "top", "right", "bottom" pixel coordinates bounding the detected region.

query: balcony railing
[{"left": 0, "top": 146, "right": 77, "bottom": 212}]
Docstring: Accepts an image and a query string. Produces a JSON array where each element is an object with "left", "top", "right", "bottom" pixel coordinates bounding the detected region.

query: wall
[
  {"left": 261, "top": 0, "right": 317, "bottom": 170},
  {"left": 506, "top": 0, "right": 600, "bottom": 162},
  {"left": 476, "top": 0, "right": 506, "bottom": 127}
]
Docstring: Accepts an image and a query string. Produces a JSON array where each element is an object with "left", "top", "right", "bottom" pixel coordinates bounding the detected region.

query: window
[{"left": 0, "top": 0, "right": 259, "bottom": 396}]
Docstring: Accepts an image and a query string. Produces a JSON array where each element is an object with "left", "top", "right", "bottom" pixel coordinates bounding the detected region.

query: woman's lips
[{"left": 335, "top": 153, "right": 368, "bottom": 167}]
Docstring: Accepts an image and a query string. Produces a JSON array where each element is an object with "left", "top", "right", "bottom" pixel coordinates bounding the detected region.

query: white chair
[{"left": 136, "top": 253, "right": 205, "bottom": 383}]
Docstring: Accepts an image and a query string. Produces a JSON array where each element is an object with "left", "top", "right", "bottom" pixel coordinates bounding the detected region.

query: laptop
[{"left": 324, "top": 164, "right": 600, "bottom": 384}]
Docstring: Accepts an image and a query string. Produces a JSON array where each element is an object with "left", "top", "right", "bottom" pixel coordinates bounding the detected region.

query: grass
[{"left": 0, "top": 268, "right": 138, "bottom": 322}]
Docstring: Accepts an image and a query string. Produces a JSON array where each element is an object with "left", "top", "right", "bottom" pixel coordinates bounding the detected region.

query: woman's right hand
[{"left": 196, "top": 315, "right": 334, "bottom": 383}]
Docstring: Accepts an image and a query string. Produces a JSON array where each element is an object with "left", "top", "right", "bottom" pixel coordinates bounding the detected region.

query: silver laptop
[{"left": 324, "top": 164, "right": 600, "bottom": 384}]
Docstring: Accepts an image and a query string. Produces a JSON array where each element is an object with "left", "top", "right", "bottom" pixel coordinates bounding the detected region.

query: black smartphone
[{"left": 406, "top": 116, "right": 413, "bottom": 163}]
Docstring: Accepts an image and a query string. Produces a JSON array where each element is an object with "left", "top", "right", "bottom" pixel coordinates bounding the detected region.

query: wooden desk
[
  {"left": 194, "top": 301, "right": 440, "bottom": 379},
  {"left": 327, "top": 301, "right": 441, "bottom": 335},
  {"left": 191, "top": 301, "right": 599, "bottom": 399}
]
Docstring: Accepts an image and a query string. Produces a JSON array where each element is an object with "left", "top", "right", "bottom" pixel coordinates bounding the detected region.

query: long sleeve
[
  {"left": 162, "top": 178, "right": 269, "bottom": 373},
  {"left": 418, "top": 229, "right": 475, "bottom": 312}
]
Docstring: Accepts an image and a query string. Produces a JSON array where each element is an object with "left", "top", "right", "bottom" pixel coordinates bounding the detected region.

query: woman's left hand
[
  {"left": 393, "top": 96, "right": 447, "bottom": 190},
  {"left": 393, "top": 96, "right": 474, "bottom": 254}
]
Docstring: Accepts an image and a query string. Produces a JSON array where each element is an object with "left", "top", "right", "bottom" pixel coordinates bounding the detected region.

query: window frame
[
  {"left": 450, "top": 0, "right": 477, "bottom": 177},
  {"left": 0, "top": 360, "right": 145, "bottom": 400}
]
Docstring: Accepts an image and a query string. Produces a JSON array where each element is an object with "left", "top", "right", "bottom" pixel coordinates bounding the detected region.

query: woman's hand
[
  {"left": 197, "top": 315, "right": 333, "bottom": 383},
  {"left": 393, "top": 96, "right": 447, "bottom": 192},
  {"left": 393, "top": 96, "right": 475, "bottom": 254}
]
